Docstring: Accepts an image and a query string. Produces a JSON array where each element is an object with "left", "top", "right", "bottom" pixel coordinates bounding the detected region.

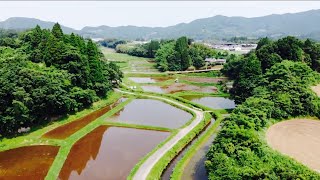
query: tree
[
  {"left": 52, "top": 23, "right": 64, "bottom": 39},
  {"left": 175, "top": 36, "right": 191, "bottom": 70}
]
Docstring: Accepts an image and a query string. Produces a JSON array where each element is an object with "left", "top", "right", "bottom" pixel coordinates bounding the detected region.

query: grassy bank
[
  {"left": 146, "top": 112, "right": 212, "bottom": 179},
  {"left": 170, "top": 114, "right": 223, "bottom": 179}
]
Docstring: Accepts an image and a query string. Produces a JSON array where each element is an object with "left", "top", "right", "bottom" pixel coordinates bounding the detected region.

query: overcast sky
[{"left": 0, "top": 1, "right": 320, "bottom": 30}]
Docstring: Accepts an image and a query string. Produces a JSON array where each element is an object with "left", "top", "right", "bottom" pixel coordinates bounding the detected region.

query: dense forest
[
  {"left": 222, "top": 36, "right": 320, "bottom": 104},
  {"left": 0, "top": 24, "right": 123, "bottom": 137},
  {"left": 206, "top": 36, "right": 320, "bottom": 179}
]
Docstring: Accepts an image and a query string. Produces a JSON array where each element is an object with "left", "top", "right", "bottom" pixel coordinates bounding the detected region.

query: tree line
[
  {"left": 155, "top": 37, "right": 225, "bottom": 71},
  {"left": 115, "top": 40, "right": 160, "bottom": 58},
  {"left": 0, "top": 24, "right": 123, "bottom": 137},
  {"left": 206, "top": 36, "right": 320, "bottom": 179}
]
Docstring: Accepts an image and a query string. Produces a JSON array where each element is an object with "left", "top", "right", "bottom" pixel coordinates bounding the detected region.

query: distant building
[{"left": 205, "top": 58, "right": 226, "bottom": 65}]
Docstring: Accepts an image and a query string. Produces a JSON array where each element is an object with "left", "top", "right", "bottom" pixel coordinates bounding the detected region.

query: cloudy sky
[{"left": 0, "top": 1, "right": 319, "bottom": 30}]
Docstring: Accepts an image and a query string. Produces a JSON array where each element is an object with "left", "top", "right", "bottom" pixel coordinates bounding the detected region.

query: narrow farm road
[{"left": 115, "top": 89, "right": 205, "bottom": 180}]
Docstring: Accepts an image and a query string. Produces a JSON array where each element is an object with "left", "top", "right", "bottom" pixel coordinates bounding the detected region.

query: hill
[{"left": 1, "top": 9, "right": 320, "bottom": 40}]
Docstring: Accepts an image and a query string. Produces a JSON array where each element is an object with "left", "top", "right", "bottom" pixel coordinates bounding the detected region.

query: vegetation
[
  {"left": 100, "top": 47, "right": 158, "bottom": 73},
  {"left": 0, "top": 24, "right": 123, "bottom": 137},
  {"left": 206, "top": 36, "right": 320, "bottom": 179},
  {"left": 223, "top": 36, "right": 320, "bottom": 103},
  {"left": 155, "top": 37, "right": 218, "bottom": 71},
  {"left": 115, "top": 40, "right": 160, "bottom": 58},
  {"left": 98, "top": 39, "right": 126, "bottom": 49},
  {"left": 147, "top": 112, "right": 212, "bottom": 179},
  {"left": 171, "top": 114, "right": 222, "bottom": 180}
]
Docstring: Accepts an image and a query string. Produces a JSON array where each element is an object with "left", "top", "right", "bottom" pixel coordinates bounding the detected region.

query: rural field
[
  {"left": 267, "top": 119, "right": 320, "bottom": 172},
  {"left": 1, "top": 2, "right": 320, "bottom": 180}
]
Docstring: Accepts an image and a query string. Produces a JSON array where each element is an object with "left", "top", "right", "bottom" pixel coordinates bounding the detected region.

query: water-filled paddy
[
  {"left": 182, "top": 77, "right": 227, "bottom": 83},
  {"left": 141, "top": 83, "right": 217, "bottom": 94},
  {"left": 0, "top": 145, "right": 59, "bottom": 179},
  {"left": 107, "top": 99, "right": 192, "bottom": 128},
  {"left": 59, "top": 126, "right": 169, "bottom": 180},
  {"left": 42, "top": 98, "right": 127, "bottom": 139},
  {"left": 181, "top": 96, "right": 236, "bottom": 109},
  {"left": 129, "top": 77, "right": 172, "bottom": 83}
]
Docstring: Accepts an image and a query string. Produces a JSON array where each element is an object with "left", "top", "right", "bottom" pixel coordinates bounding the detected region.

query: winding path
[{"left": 116, "top": 89, "right": 205, "bottom": 180}]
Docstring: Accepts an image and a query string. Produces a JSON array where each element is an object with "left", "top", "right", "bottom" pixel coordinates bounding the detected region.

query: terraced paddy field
[
  {"left": 141, "top": 84, "right": 218, "bottom": 94},
  {"left": 100, "top": 47, "right": 159, "bottom": 73},
  {"left": 59, "top": 126, "right": 169, "bottom": 180},
  {"left": 42, "top": 98, "right": 127, "bottom": 139},
  {"left": 0, "top": 145, "right": 59, "bottom": 179},
  {"left": 267, "top": 119, "right": 320, "bottom": 172},
  {"left": 181, "top": 95, "right": 236, "bottom": 109},
  {"left": 107, "top": 99, "right": 192, "bottom": 128}
]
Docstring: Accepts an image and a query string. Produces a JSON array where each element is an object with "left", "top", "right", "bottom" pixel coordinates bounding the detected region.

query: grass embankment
[
  {"left": 170, "top": 114, "right": 223, "bottom": 179},
  {"left": 146, "top": 112, "right": 212, "bottom": 179},
  {"left": 0, "top": 91, "right": 123, "bottom": 152}
]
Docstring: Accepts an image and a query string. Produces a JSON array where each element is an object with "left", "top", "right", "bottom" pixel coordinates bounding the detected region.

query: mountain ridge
[{"left": 1, "top": 9, "right": 320, "bottom": 40}]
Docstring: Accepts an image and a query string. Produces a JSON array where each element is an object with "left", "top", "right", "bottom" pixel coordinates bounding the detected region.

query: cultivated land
[
  {"left": 0, "top": 46, "right": 232, "bottom": 180},
  {"left": 266, "top": 119, "right": 320, "bottom": 172},
  {"left": 100, "top": 47, "right": 159, "bottom": 73}
]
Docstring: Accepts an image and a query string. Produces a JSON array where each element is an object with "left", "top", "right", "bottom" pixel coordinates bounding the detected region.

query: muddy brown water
[
  {"left": 107, "top": 99, "right": 192, "bottom": 129},
  {"left": 42, "top": 98, "right": 126, "bottom": 139},
  {"left": 141, "top": 84, "right": 217, "bottom": 94},
  {"left": 0, "top": 145, "right": 59, "bottom": 179},
  {"left": 181, "top": 96, "right": 235, "bottom": 109},
  {"left": 182, "top": 77, "right": 228, "bottom": 83},
  {"left": 58, "top": 126, "right": 169, "bottom": 180},
  {"left": 129, "top": 77, "right": 172, "bottom": 83}
]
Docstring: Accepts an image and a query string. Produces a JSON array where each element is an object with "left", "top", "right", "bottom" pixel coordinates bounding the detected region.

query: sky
[{"left": 0, "top": 1, "right": 320, "bottom": 30}]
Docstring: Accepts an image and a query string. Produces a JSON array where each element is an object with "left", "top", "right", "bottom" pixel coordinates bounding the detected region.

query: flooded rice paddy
[
  {"left": 181, "top": 96, "right": 236, "bottom": 109},
  {"left": 182, "top": 77, "right": 227, "bottom": 83},
  {"left": 59, "top": 126, "right": 169, "bottom": 180},
  {"left": 107, "top": 99, "right": 192, "bottom": 128},
  {"left": 142, "top": 83, "right": 217, "bottom": 94},
  {"left": 42, "top": 98, "right": 127, "bottom": 139},
  {"left": 0, "top": 145, "right": 59, "bottom": 179},
  {"left": 129, "top": 77, "right": 172, "bottom": 83}
]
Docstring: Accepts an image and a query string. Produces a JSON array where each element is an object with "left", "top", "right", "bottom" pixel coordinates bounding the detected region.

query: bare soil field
[
  {"left": 311, "top": 84, "right": 320, "bottom": 96},
  {"left": 266, "top": 119, "right": 320, "bottom": 172}
]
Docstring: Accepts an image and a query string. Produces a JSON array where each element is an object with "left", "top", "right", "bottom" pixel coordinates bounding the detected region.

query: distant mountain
[
  {"left": 1, "top": 9, "right": 320, "bottom": 40},
  {"left": 0, "top": 17, "right": 78, "bottom": 34},
  {"left": 80, "top": 9, "right": 320, "bottom": 40}
]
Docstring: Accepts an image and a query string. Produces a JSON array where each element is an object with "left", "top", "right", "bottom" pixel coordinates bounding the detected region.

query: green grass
[
  {"left": 170, "top": 114, "right": 223, "bottom": 179},
  {"left": 102, "top": 121, "right": 172, "bottom": 132},
  {"left": 146, "top": 112, "right": 212, "bottom": 180},
  {"left": 100, "top": 47, "right": 159, "bottom": 73}
]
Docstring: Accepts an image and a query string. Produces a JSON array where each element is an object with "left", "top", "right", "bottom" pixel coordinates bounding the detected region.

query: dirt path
[
  {"left": 115, "top": 89, "right": 205, "bottom": 179},
  {"left": 311, "top": 84, "right": 320, "bottom": 96},
  {"left": 266, "top": 119, "right": 320, "bottom": 172}
]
